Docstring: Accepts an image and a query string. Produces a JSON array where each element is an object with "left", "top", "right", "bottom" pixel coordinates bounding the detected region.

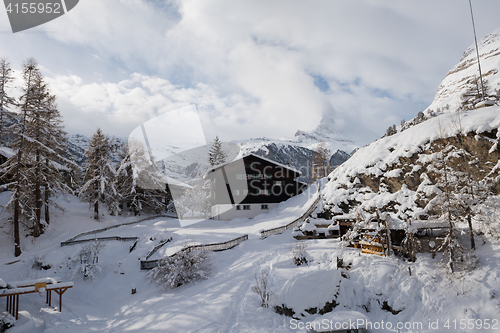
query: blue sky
[{"left": 1, "top": 0, "right": 500, "bottom": 143}]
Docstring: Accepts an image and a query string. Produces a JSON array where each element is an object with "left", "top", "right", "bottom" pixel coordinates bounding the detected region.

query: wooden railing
[
  {"left": 60, "top": 215, "right": 162, "bottom": 247},
  {"left": 260, "top": 193, "right": 322, "bottom": 239},
  {"left": 144, "top": 237, "right": 173, "bottom": 260},
  {"left": 61, "top": 236, "right": 139, "bottom": 247},
  {"left": 140, "top": 235, "right": 248, "bottom": 270}
]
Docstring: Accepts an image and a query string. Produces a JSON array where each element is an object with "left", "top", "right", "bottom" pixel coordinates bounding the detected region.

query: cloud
[{"left": 3, "top": 0, "right": 500, "bottom": 142}]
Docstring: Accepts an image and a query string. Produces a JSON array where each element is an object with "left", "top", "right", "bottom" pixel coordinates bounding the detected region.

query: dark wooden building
[{"left": 204, "top": 153, "right": 306, "bottom": 220}]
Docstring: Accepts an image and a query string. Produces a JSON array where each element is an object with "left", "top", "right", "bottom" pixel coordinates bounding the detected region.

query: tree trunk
[
  {"left": 94, "top": 201, "right": 99, "bottom": 220},
  {"left": 44, "top": 158, "right": 50, "bottom": 224},
  {"left": 12, "top": 62, "right": 34, "bottom": 256},
  {"left": 384, "top": 220, "right": 392, "bottom": 256},
  {"left": 13, "top": 193, "right": 21, "bottom": 257},
  {"left": 34, "top": 150, "right": 41, "bottom": 237},
  {"left": 44, "top": 186, "right": 50, "bottom": 225},
  {"left": 468, "top": 214, "right": 475, "bottom": 250}
]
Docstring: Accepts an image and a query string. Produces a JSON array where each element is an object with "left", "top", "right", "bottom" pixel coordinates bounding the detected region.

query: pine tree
[
  {"left": 174, "top": 180, "right": 209, "bottom": 218},
  {"left": 0, "top": 58, "right": 16, "bottom": 145},
  {"left": 79, "top": 128, "right": 119, "bottom": 220},
  {"left": 429, "top": 118, "right": 476, "bottom": 273},
  {"left": 39, "top": 98, "right": 75, "bottom": 225},
  {"left": 2, "top": 59, "right": 74, "bottom": 244},
  {"left": 8, "top": 58, "right": 40, "bottom": 255},
  {"left": 208, "top": 136, "right": 227, "bottom": 166},
  {"left": 310, "top": 142, "right": 331, "bottom": 183},
  {"left": 116, "top": 140, "right": 168, "bottom": 215}
]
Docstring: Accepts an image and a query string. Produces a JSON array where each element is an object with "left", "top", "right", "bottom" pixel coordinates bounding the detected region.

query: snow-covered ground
[{"left": 1, "top": 181, "right": 500, "bottom": 332}]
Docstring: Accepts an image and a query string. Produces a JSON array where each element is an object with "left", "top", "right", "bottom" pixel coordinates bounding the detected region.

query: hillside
[
  {"left": 322, "top": 26, "right": 500, "bottom": 223},
  {"left": 322, "top": 106, "right": 500, "bottom": 221},
  {"left": 425, "top": 27, "right": 500, "bottom": 115}
]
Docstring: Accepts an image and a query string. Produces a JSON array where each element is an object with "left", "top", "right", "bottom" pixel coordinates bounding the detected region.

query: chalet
[{"left": 204, "top": 153, "right": 306, "bottom": 220}]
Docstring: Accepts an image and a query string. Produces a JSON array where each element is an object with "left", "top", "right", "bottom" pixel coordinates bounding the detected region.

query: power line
[{"left": 468, "top": 0, "right": 485, "bottom": 101}]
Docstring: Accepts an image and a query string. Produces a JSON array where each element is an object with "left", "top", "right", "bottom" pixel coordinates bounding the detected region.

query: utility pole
[{"left": 468, "top": 0, "right": 485, "bottom": 101}]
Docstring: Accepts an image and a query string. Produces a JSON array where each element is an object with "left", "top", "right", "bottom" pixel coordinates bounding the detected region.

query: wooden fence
[
  {"left": 61, "top": 236, "right": 139, "bottom": 247},
  {"left": 60, "top": 215, "right": 163, "bottom": 247},
  {"left": 144, "top": 237, "right": 173, "bottom": 260},
  {"left": 140, "top": 234, "right": 249, "bottom": 270},
  {"left": 260, "top": 194, "right": 322, "bottom": 239}
]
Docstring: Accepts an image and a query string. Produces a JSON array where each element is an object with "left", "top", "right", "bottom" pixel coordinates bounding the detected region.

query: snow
[
  {"left": 301, "top": 221, "right": 317, "bottom": 232},
  {"left": 0, "top": 185, "right": 499, "bottom": 332},
  {"left": 0, "top": 145, "right": 14, "bottom": 158},
  {"left": 323, "top": 106, "right": 500, "bottom": 206},
  {"left": 310, "top": 310, "right": 371, "bottom": 332},
  {"left": 328, "top": 223, "right": 340, "bottom": 231},
  {"left": 425, "top": 27, "right": 500, "bottom": 115},
  {"left": 7, "top": 277, "right": 61, "bottom": 289},
  {"left": 204, "top": 152, "right": 302, "bottom": 177}
]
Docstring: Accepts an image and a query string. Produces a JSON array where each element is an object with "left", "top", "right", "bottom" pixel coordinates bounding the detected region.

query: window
[
  {"left": 236, "top": 174, "right": 244, "bottom": 180},
  {"left": 243, "top": 205, "right": 251, "bottom": 210},
  {"left": 273, "top": 180, "right": 284, "bottom": 186},
  {"left": 236, "top": 205, "right": 241, "bottom": 210},
  {"left": 233, "top": 189, "right": 240, "bottom": 196},
  {"left": 261, "top": 204, "right": 268, "bottom": 210},
  {"left": 260, "top": 189, "right": 269, "bottom": 195},
  {"left": 243, "top": 189, "right": 249, "bottom": 196}
]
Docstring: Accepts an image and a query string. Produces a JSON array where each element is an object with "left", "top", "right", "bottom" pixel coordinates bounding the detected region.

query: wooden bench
[
  {"left": 359, "top": 240, "right": 386, "bottom": 256},
  {"left": 0, "top": 277, "right": 73, "bottom": 319}
]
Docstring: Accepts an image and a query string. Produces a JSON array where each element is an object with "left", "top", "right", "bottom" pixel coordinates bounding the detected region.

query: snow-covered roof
[
  {"left": 204, "top": 153, "right": 301, "bottom": 178},
  {"left": 7, "top": 277, "right": 61, "bottom": 288},
  {"left": 327, "top": 223, "right": 339, "bottom": 230},
  {"left": 301, "top": 221, "right": 317, "bottom": 232},
  {"left": 0, "top": 278, "right": 6, "bottom": 289},
  {"left": 332, "top": 214, "right": 357, "bottom": 221}
]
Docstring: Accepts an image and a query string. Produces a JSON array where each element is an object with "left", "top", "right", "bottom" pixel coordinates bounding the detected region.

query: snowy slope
[
  {"left": 2, "top": 188, "right": 500, "bottom": 332},
  {"left": 424, "top": 27, "right": 500, "bottom": 115},
  {"left": 325, "top": 106, "right": 500, "bottom": 190}
]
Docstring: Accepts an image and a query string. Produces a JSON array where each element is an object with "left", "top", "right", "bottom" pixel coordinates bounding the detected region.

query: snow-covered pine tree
[
  {"left": 310, "top": 142, "right": 331, "bottom": 183},
  {"left": 5, "top": 58, "right": 42, "bottom": 255},
  {"left": 148, "top": 248, "right": 211, "bottom": 289},
  {"left": 0, "top": 58, "right": 16, "bottom": 145},
  {"left": 79, "top": 128, "right": 119, "bottom": 219},
  {"left": 429, "top": 119, "right": 472, "bottom": 273},
  {"left": 116, "top": 140, "right": 168, "bottom": 215},
  {"left": 2, "top": 59, "right": 74, "bottom": 242},
  {"left": 175, "top": 180, "right": 209, "bottom": 218},
  {"left": 208, "top": 136, "right": 227, "bottom": 166},
  {"left": 39, "top": 97, "right": 75, "bottom": 225}
]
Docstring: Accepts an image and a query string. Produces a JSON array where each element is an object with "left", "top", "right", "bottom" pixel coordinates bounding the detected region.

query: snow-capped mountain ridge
[
  {"left": 67, "top": 113, "right": 363, "bottom": 183},
  {"left": 425, "top": 27, "right": 500, "bottom": 115}
]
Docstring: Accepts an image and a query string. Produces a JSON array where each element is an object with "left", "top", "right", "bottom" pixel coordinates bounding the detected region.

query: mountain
[
  {"left": 67, "top": 113, "right": 363, "bottom": 184},
  {"left": 321, "top": 27, "right": 500, "bottom": 222},
  {"left": 66, "top": 134, "right": 126, "bottom": 166},
  {"left": 424, "top": 27, "right": 500, "bottom": 115}
]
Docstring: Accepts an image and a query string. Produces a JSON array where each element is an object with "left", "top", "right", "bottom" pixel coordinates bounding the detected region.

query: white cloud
[{"left": 2, "top": 0, "right": 500, "bottom": 142}]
